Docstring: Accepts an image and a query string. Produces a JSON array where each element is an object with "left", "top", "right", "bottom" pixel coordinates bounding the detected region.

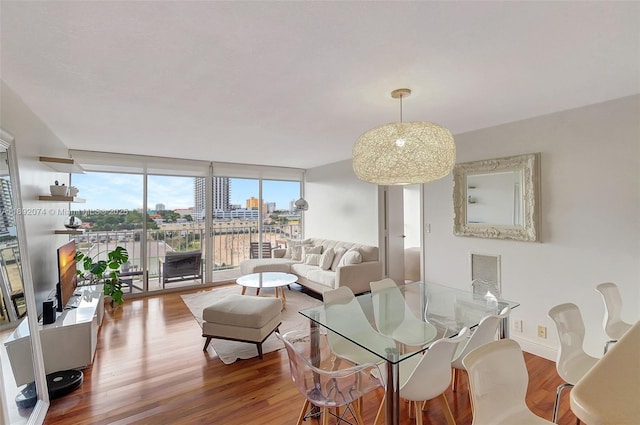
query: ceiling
[{"left": 1, "top": 1, "right": 638, "bottom": 170}]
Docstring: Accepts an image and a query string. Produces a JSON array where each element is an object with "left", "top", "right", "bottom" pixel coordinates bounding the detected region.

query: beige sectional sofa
[{"left": 239, "top": 238, "right": 382, "bottom": 295}]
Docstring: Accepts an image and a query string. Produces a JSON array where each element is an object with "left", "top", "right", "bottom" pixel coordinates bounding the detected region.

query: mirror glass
[
  {"left": 0, "top": 149, "right": 26, "bottom": 321},
  {"left": 0, "top": 132, "right": 46, "bottom": 424},
  {"left": 453, "top": 153, "right": 540, "bottom": 241}
]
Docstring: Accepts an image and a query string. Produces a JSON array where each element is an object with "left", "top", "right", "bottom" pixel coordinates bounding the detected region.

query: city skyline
[{"left": 71, "top": 173, "right": 300, "bottom": 212}]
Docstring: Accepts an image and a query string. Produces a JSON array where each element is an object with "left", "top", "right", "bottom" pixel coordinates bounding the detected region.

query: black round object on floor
[
  {"left": 47, "top": 369, "right": 83, "bottom": 399},
  {"left": 15, "top": 369, "right": 83, "bottom": 409},
  {"left": 15, "top": 382, "right": 37, "bottom": 409}
]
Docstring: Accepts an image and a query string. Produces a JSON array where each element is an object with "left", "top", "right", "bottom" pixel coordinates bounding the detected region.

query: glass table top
[{"left": 299, "top": 281, "right": 519, "bottom": 364}]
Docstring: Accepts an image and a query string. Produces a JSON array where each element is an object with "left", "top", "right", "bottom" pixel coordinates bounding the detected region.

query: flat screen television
[{"left": 56, "top": 240, "right": 78, "bottom": 312}]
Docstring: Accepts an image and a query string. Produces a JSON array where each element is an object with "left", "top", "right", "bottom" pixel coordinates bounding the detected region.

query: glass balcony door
[{"left": 147, "top": 174, "right": 203, "bottom": 292}]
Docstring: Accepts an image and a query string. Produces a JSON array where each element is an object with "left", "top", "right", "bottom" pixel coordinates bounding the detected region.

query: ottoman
[{"left": 202, "top": 294, "right": 282, "bottom": 359}]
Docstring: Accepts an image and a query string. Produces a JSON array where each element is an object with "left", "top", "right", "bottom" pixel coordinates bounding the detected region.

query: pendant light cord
[{"left": 399, "top": 94, "right": 404, "bottom": 123}]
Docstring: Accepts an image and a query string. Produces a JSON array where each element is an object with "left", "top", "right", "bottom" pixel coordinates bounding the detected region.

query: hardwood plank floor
[{"left": 44, "top": 287, "right": 581, "bottom": 425}]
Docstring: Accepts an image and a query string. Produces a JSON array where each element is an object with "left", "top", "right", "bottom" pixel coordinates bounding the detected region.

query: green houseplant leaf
[{"left": 77, "top": 246, "right": 129, "bottom": 308}]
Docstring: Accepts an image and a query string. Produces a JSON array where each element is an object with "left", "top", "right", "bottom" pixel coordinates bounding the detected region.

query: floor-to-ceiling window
[
  {"left": 68, "top": 151, "right": 304, "bottom": 291},
  {"left": 262, "top": 179, "right": 302, "bottom": 244},
  {"left": 210, "top": 164, "right": 304, "bottom": 282},
  {"left": 147, "top": 174, "right": 203, "bottom": 292}
]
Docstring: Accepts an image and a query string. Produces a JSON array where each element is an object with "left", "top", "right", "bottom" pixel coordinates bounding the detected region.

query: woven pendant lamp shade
[{"left": 352, "top": 89, "right": 456, "bottom": 185}]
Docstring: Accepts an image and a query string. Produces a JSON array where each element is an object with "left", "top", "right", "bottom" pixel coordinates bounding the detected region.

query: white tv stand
[{"left": 4, "top": 284, "right": 104, "bottom": 386}]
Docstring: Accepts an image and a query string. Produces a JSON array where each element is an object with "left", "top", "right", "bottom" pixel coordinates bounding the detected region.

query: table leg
[
  {"left": 241, "top": 287, "right": 246, "bottom": 295},
  {"left": 309, "top": 312, "right": 321, "bottom": 419},
  {"left": 385, "top": 347, "right": 400, "bottom": 425},
  {"left": 499, "top": 316, "right": 509, "bottom": 339}
]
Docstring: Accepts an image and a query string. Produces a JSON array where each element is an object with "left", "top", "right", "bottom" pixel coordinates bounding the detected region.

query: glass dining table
[{"left": 299, "top": 281, "right": 520, "bottom": 425}]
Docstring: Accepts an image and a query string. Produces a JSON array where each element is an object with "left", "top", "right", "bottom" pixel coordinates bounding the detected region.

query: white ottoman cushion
[{"left": 202, "top": 294, "right": 282, "bottom": 343}]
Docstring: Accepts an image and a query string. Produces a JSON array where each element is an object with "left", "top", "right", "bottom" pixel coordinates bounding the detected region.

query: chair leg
[
  {"left": 256, "top": 343, "right": 263, "bottom": 359},
  {"left": 296, "top": 399, "right": 310, "bottom": 425},
  {"left": 374, "top": 394, "right": 385, "bottom": 425},
  {"left": 353, "top": 400, "right": 366, "bottom": 425},
  {"left": 414, "top": 401, "right": 424, "bottom": 425},
  {"left": 322, "top": 407, "right": 330, "bottom": 425},
  {"left": 552, "top": 383, "right": 574, "bottom": 423},
  {"left": 452, "top": 368, "right": 458, "bottom": 391},
  {"left": 439, "top": 393, "right": 456, "bottom": 425}
]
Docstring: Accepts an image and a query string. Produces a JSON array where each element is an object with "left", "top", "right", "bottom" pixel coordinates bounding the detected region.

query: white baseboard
[{"left": 511, "top": 335, "right": 557, "bottom": 361}]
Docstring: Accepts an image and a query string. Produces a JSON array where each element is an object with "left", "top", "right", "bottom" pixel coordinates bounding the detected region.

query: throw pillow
[
  {"left": 331, "top": 247, "right": 347, "bottom": 271},
  {"left": 338, "top": 248, "right": 362, "bottom": 268},
  {"left": 319, "top": 248, "right": 335, "bottom": 270},
  {"left": 290, "top": 245, "right": 304, "bottom": 261},
  {"left": 304, "top": 253, "right": 321, "bottom": 266},
  {"left": 303, "top": 245, "right": 323, "bottom": 256}
]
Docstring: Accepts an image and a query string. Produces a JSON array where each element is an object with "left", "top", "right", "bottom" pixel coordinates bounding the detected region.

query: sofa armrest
[
  {"left": 335, "top": 261, "right": 383, "bottom": 295},
  {"left": 273, "top": 248, "right": 286, "bottom": 258}
]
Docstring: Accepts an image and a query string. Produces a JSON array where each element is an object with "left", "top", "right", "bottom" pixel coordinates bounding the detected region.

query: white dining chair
[
  {"left": 370, "top": 278, "right": 438, "bottom": 349},
  {"left": 323, "top": 286, "right": 396, "bottom": 368},
  {"left": 450, "top": 306, "right": 511, "bottom": 391},
  {"left": 548, "top": 303, "right": 599, "bottom": 423},
  {"left": 462, "top": 338, "right": 554, "bottom": 425},
  {"left": 373, "top": 327, "right": 469, "bottom": 425},
  {"left": 595, "top": 282, "right": 633, "bottom": 353}
]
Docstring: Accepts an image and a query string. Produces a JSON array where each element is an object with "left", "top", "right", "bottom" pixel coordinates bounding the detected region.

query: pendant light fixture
[
  {"left": 352, "top": 88, "right": 456, "bottom": 185},
  {"left": 294, "top": 197, "right": 309, "bottom": 211},
  {"left": 294, "top": 171, "right": 308, "bottom": 211}
]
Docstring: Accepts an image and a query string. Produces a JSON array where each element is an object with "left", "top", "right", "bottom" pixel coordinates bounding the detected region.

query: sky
[{"left": 71, "top": 173, "right": 300, "bottom": 212}]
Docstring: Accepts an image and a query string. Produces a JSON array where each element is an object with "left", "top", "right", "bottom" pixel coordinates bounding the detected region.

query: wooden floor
[{"left": 43, "top": 287, "right": 581, "bottom": 425}]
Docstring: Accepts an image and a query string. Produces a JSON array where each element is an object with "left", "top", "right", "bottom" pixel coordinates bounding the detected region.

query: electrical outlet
[
  {"left": 513, "top": 319, "right": 523, "bottom": 332},
  {"left": 537, "top": 325, "right": 547, "bottom": 339}
]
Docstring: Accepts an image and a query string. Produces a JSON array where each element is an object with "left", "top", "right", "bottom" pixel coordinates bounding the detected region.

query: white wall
[
  {"left": 424, "top": 95, "right": 640, "bottom": 359},
  {"left": 304, "top": 159, "right": 379, "bottom": 246},
  {"left": 1, "top": 80, "right": 72, "bottom": 314}
]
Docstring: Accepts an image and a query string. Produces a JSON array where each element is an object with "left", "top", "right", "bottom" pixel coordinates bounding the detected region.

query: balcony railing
[{"left": 72, "top": 223, "right": 300, "bottom": 291}]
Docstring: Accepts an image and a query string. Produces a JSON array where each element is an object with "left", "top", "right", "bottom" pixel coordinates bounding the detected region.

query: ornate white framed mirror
[{"left": 453, "top": 153, "right": 541, "bottom": 242}]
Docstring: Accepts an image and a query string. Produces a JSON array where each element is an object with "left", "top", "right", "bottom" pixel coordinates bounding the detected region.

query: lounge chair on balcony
[
  {"left": 249, "top": 242, "right": 272, "bottom": 259},
  {"left": 158, "top": 250, "right": 203, "bottom": 288}
]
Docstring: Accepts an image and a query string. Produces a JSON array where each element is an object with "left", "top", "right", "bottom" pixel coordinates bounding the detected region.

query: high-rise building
[
  {"left": 194, "top": 177, "right": 230, "bottom": 220},
  {"left": 155, "top": 203, "right": 166, "bottom": 211},
  {"left": 246, "top": 197, "right": 259, "bottom": 209}
]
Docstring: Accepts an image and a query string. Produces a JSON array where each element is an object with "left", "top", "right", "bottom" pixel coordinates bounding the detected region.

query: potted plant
[{"left": 76, "top": 246, "right": 129, "bottom": 308}]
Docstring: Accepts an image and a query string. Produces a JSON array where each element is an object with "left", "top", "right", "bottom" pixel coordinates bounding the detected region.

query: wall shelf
[
  {"left": 38, "top": 195, "right": 85, "bottom": 203},
  {"left": 54, "top": 230, "right": 83, "bottom": 235},
  {"left": 39, "top": 156, "right": 85, "bottom": 173}
]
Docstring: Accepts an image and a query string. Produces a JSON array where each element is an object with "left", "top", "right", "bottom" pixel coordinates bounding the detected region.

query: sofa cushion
[
  {"left": 305, "top": 268, "right": 336, "bottom": 288},
  {"left": 338, "top": 248, "right": 362, "bottom": 267},
  {"left": 319, "top": 248, "right": 334, "bottom": 270},
  {"left": 291, "top": 245, "right": 303, "bottom": 261},
  {"left": 331, "top": 246, "right": 347, "bottom": 271},
  {"left": 291, "top": 263, "right": 335, "bottom": 288},
  {"left": 303, "top": 245, "right": 323, "bottom": 256},
  {"left": 306, "top": 238, "right": 378, "bottom": 263},
  {"left": 304, "top": 253, "right": 321, "bottom": 266}
]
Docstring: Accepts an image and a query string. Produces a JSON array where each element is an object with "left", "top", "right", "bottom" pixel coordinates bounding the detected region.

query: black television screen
[{"left": 57, "top": 240, "right": 77, "bottom": 311}]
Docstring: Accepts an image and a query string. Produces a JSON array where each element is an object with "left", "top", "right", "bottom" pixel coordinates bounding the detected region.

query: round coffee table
[{"left": 236, "top": 272, "right": 297, "bottom": 309}]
